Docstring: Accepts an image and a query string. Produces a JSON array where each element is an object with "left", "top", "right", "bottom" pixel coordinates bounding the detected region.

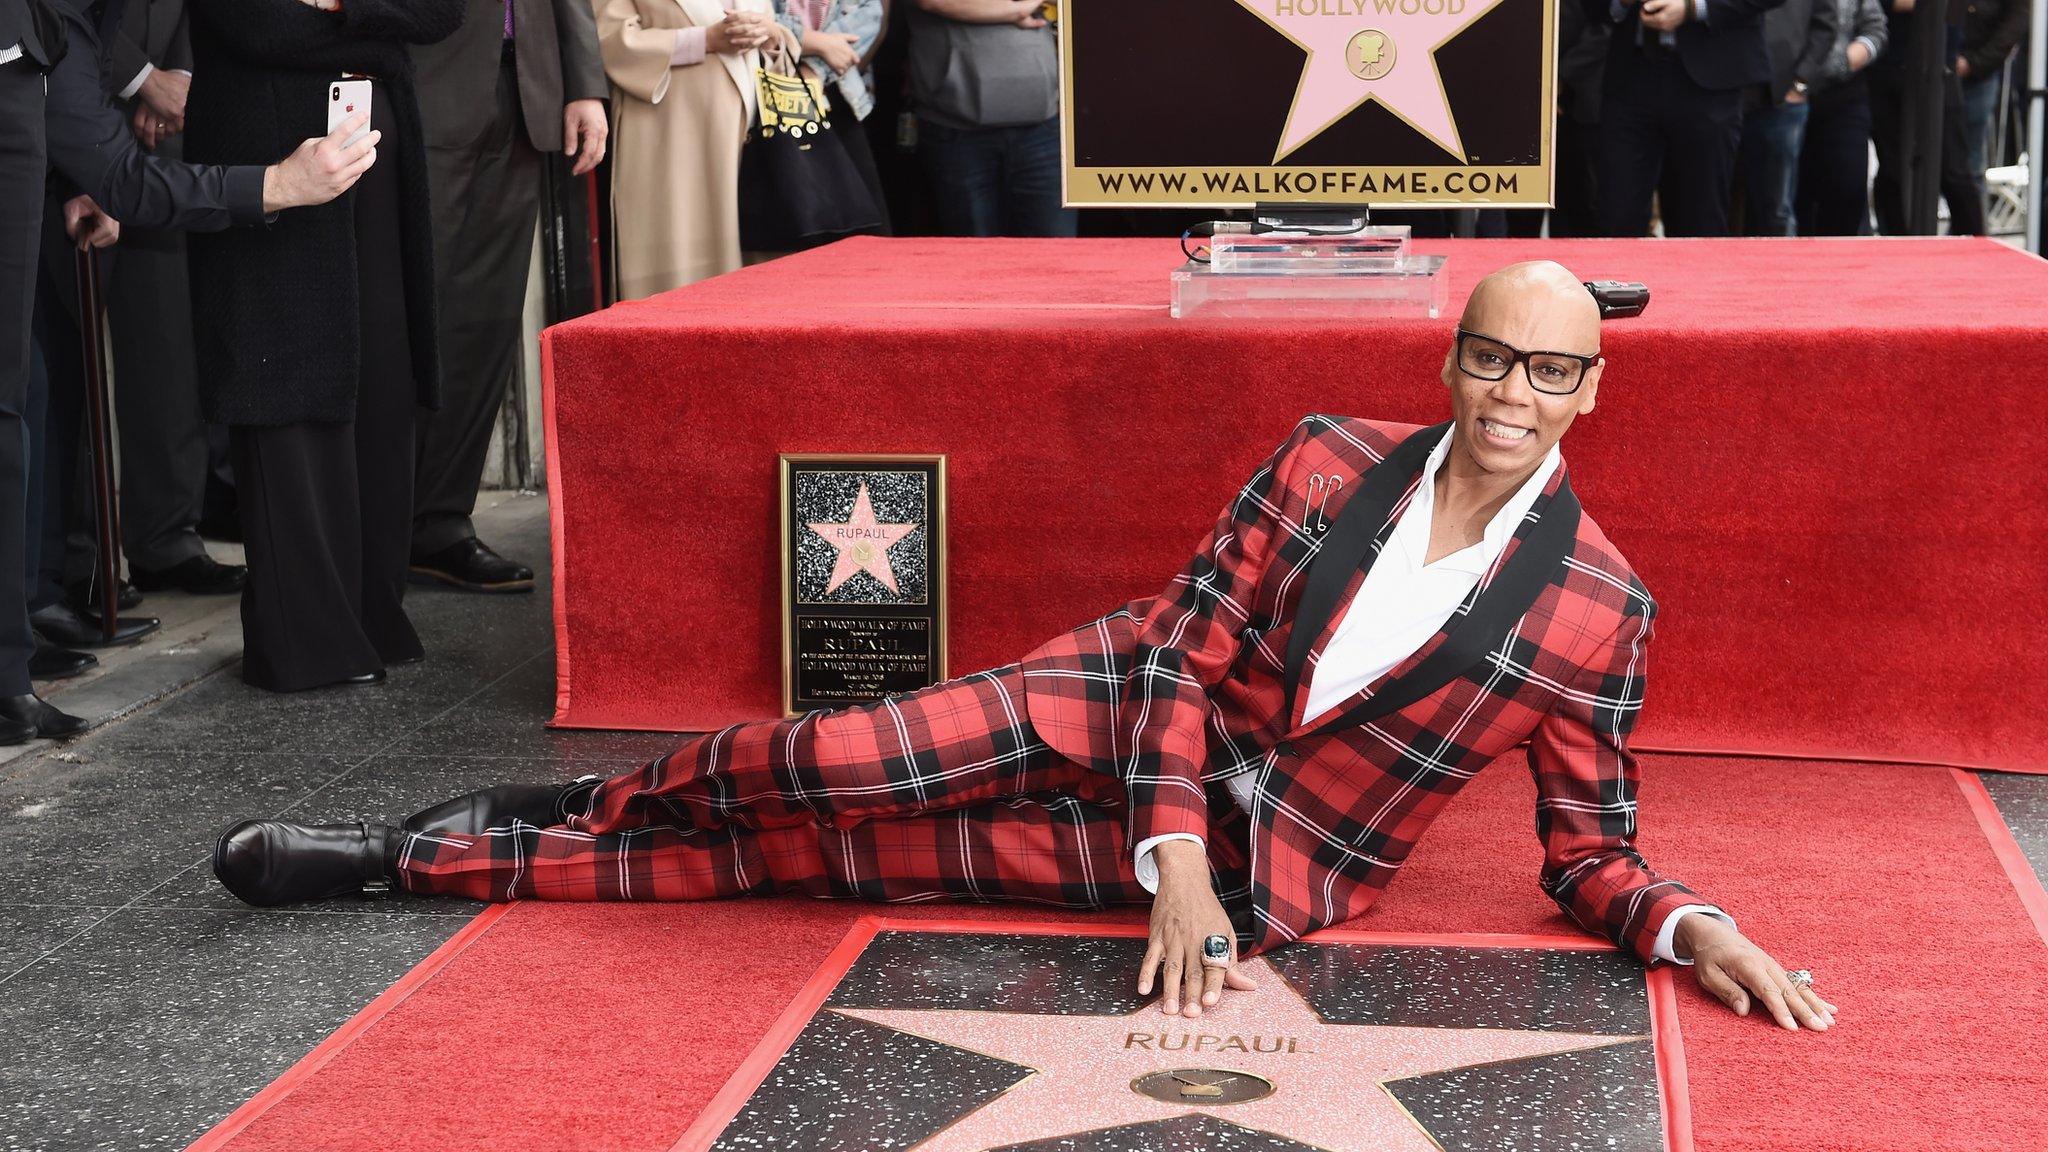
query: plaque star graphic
[
  {"left": 807, "top": 481, "right": 919, "bottom": 596},
  {"left": 1235, "top": 0, "right": 1508, "bottom": 162},
  {"left": 832, "top": 956, "right": 1632, "bottom": 1151}
]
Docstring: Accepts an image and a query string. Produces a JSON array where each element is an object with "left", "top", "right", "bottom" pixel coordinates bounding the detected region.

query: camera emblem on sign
[{"left": 1345, "top": 29, "right": 1395, "bottom": 81}]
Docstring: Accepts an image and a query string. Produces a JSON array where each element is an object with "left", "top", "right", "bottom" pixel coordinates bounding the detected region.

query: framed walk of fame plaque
[
  {"left": 674, "top": 920, "right": 1694, "bottom": 1152},
  {"left": 779, "top": 455, "right": 947, "bottom": 716}
]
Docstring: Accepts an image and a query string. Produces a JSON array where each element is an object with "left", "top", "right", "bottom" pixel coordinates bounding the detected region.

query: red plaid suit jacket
[{"left": 1016, "top": 414, "right": 1710, "bottom": 961}]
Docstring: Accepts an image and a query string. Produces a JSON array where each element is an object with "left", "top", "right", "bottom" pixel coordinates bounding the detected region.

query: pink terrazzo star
[
  {"left": 833, "top": 956, "right": 1632, "bottom": 1151},
  {"left": 807, "top": 481, "right": 918, "bottom": 595},
  {"left": 1235, "top": 0, "right": 1508, "bottom": 161}
]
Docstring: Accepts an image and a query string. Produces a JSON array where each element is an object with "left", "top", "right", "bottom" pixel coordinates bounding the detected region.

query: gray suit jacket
[{"left": 411, "top": 0, "right": 606, "bottom": 154}]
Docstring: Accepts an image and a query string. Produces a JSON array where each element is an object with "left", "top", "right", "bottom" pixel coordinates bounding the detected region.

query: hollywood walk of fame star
[
  {"left": 807, "top": 481, "right": 919, "bottom": 595},
  {"left": 831, "top": 956, "right": 1634, "bottom": 1152},
  {"left": 1233, "top": 0, "right": 1510, "bottom": 162}
]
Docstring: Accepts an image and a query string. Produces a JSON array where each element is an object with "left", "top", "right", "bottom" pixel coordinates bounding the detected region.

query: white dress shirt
[
  {"left": 0, "top": 43, "right": 23, "bottom": 67},
  {"left": 1132, "top": 430, "right": 1731, "bottom": 964}
]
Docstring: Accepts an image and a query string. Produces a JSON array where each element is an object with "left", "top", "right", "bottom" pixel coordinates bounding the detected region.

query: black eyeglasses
[{"left": 1455, "top": 328, "right": 1601, "bottom": 396}]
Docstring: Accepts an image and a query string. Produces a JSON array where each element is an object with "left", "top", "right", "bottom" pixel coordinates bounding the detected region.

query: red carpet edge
[
  {"left": 181, "top": 902, "right": 518, "bottom": 1152},
  {"left": 1951, "top": 769, "right": 2048, "bottom": 945}
]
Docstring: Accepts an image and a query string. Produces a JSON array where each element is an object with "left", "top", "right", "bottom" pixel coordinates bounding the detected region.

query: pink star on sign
[
  {"left": 1236, "top": 0, "right": 1508, "bottom": 161},
  {"left": 807, "top": 481, "right": 918, "bottom": 595},
  {"left": 834, "top": 956, "right": 1633, "bottom": 1151}
]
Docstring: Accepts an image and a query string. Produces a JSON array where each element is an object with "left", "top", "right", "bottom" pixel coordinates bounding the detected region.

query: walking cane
[{"left": 74, "top": 247, "right": 122, "bottom": 645}]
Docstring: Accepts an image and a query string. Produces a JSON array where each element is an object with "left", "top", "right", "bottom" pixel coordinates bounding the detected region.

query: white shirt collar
[{"left": 1400, "top": 425, "right": 1562, "bottom": 576}]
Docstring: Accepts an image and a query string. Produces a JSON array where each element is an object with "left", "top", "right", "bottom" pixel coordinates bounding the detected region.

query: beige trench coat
[{"left": 596, "top": 0, "right": 786, "bottom": 299}]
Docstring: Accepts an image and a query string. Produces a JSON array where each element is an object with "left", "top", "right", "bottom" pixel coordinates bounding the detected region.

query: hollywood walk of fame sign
[
  {"left": 1058, "top": 0, "right": 1554, "bottom": 208},
  {"left": 676, "top": 920, "right": 1691, "bottom": 1152},
  {"left": 780, "top": 456, "right": 947, "bottom": 715}
]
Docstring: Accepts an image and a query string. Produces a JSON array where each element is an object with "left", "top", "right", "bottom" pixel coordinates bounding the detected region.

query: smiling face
[{"left": 1440, "top": 261, "right": 1605, "bottom": 481}]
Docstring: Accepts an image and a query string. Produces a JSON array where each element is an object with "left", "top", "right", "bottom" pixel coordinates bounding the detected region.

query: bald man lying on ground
[{"left": 215, "top": 261, "right": 1837, "bottom": 1033}]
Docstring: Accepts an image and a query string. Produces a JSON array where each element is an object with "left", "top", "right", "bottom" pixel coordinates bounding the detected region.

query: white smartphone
[{"left": 327, "top": 79, "right": 373, "bottom": 148}]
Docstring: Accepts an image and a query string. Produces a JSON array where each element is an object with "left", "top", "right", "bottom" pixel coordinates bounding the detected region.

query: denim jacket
[{"left": 774, "top": 0, "right": 882, "bottom": 120}]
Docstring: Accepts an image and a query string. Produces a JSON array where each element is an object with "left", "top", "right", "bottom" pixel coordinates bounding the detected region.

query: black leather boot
[
  {"left": 213, "top": 820, "right": 398, "bottom": 906},
  {"left": 400, "top": 774, "right": 603, "bottom": 836}
]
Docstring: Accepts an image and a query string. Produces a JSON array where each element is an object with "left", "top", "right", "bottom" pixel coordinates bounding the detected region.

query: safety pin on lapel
[{"left": 1304, "top": 474, "right": 1342, "bottom": 534}]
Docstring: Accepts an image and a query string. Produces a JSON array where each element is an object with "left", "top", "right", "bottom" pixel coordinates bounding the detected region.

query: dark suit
[
  {"left": 32, "top": 0, "right": 267, "bottom": 617},
  {"left": 1586, "top": 0, "right": 1786, "bottom": 236},
  {"left": 1, "top": 0, "right": 53, "bottom": 694},
  {"left": 408, "top": 0, "right": 605, "bottom": 559},
  {"left": 75, "top": 0, "right": 219, "bottom": 579}
]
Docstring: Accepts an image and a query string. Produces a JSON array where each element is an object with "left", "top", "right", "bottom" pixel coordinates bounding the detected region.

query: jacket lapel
[
  {"left": 1278, "top": 422, "right": 1582, "bottom": 740},
  {"left": 1280, "top": 421, "right": 1448, "bottom": 730}
]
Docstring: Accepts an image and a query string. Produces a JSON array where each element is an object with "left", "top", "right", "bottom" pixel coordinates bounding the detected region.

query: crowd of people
[
  {"left": 0, "top": 0, "right": 2030, "bottom": 741},
  {"left": 1501, "top": 0, "right": 2030, "bottom": 239}
]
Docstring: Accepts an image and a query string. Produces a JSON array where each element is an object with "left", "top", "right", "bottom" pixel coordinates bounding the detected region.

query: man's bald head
[
  {"left": 1438, "top": 260, "right": 1605, "bottom": 482},
  {"left": 1459, "top": 261, "right": 1602, "bottom": 355}
]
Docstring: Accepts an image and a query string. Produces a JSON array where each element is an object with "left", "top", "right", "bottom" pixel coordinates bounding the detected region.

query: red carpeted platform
[
  {"left": 187, "top": 754, "right": 2048, "bottom": 1152},
  {"left": 539, "top": 237, "right": 2048, "bottom": 773}
]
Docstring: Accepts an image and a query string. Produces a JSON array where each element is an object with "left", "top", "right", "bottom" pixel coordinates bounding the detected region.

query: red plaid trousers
[{"left": 393, "top": 665, "right": 1159, "bottom": 909}]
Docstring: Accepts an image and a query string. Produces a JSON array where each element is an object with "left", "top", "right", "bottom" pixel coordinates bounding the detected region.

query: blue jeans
[
  {"left": 917, "top": 116, "right": 1077, "bottom": 238},
  {"left": 1740, "top": 99, "right": 1809, "bottom": 236}
]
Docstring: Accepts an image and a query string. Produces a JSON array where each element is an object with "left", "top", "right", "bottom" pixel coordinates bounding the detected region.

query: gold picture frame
[{"left": 779, "top": 454, "right": 949, "bottom": 717}]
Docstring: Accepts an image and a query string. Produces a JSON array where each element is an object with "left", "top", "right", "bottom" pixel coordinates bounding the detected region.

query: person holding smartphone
[
  {"left": 0, "top": 0, "right": 378, "bottom": 741},
  {"left": 183, "top": 0, "right": 463, "bottom": 692}
]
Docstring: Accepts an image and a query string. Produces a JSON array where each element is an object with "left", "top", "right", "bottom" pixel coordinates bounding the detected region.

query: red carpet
[
  {"left": 187, "top": 754, "right": 2048, "bottom": 1152},
  {"left": 540, "top": 237, "right": 2048, "bottom": 773}
]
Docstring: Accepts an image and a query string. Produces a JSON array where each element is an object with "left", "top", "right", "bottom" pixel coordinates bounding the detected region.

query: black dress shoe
[
  {"left": 401, "top": 774, "right": 604, "bottom": 836},
  {"left": 213, "top": 820, "right": 398, "bottom": 906},
  {"left": 28, "top": 640, "right": 97, "bottom": 681},
  {"left": 30, "top": 602, "right": 161, "bottom": 648},
  {"left": 130, "top": 554, "right": 248, "bottom": 596},
  {"left": 333, "top": 669, "right": 386, "bottom": 686},
  {"left": 65, "top": 578, "right": 142, "bottom": 613},
  {"left": 0, "top": 694, "right": 89, "bottom": 740},
  {"left": 408, "top": 537, "right": 535, "bottom": 594}
]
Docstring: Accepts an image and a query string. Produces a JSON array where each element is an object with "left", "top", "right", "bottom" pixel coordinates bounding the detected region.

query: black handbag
[{"left": 737, "top": 50, "right": 884, "bottom": 252}]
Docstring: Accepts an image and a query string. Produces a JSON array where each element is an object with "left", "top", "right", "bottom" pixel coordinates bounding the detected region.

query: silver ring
[
  {"left": 1786, "top": 968, "right": 1815, "bottom": 989},
  {"left": 1199, "top": 934, "right": 1231, "bottom": 968}
]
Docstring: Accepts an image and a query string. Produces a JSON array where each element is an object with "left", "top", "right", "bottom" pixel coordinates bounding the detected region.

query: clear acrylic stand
[{"left": 1170, "top": 220, "right": 1449, "bottom": 320}]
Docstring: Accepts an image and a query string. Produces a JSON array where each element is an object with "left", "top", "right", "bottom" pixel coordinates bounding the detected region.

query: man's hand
[
  {"left": 1013, "top": 0, "right": 1048, "bottom": 28},
  {"left": 1954, "top": 55, "right": 1971, "bottom": 79},
  {"left": 138, "top": 68, "right": 189, "bottom": 135},
  {"left": 1676, "top": 915, "right": 1837, "bottom": 1031},
  {"left": 262, "top": 114, "right": 379, "bottom": 213},
  {"left": 1847, "top": 39, "right": 1872, "bottom": 71},
  {"left": 1639, "top": 0, "right": 1689, "bottom": 32},
  {"left": 1136, "top": 840, "right": 1256, "bottom": 1018},
  {"left": 563, "top": 99, "right": 608, "bottom": 176},
  {"left": 63, "top": 196, "right": 120, "bottom": 250},
  {"left": 130, "top": 102, "right": 169, "bottom": 151}
]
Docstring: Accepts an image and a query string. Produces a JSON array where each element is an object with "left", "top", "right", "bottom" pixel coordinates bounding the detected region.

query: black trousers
[
  {"left": 1598, "top": 43, "right": 1744, "bottom": 237},
  {"left": 1868, "top": 66, "right": 1986, "bottom": 236},
  {"left": 231, "top": 85, "right": 421, "bottom": 692},
  {"left": 1796, "top": 76, "right": 1874, "bottom": 236},
  {"left": 102, "top": 133, "right": 212, "bottom": 572},
  {"left": 412, "top": 43, "right": 539, "bottom": 558},
  {"left": 0, "top": 59, "right": 47, "bottom": 696}
]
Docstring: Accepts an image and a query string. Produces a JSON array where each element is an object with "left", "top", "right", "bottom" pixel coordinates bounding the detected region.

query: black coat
[
  {"left": 183, "top": 0, "right": 462, "bottom": 426},
  {"left": 1583, "top": 0, "right": 1788, "bottom": 91}
]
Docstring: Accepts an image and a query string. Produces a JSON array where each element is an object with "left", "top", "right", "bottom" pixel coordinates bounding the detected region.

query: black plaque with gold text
[{"left": 780, "top": 455, "right": 947, "bottom": 715}]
